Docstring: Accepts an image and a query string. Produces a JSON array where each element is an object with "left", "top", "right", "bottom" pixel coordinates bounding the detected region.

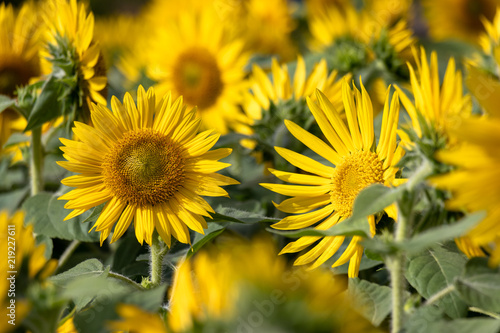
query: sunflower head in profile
[
  {"left": 0, "top": 2, "right": 43, "bottom": 157},
  {"left": 261, "top": 80, "right": 405, "bottom": 277},
  {"left": 422, "top": 0, "right": 499, "bottom": 44},
  {"left": 57, "top": 86, "right": 239, "bottom": 246},
  {"left": 43, "top": 0, "right": 107, "bottom": 112},
  {"left": 395, "top": 47, "right": 472, "bottom": 145},
  {"left": 134, "top": 7, "right": 249, "bottom": 135}
]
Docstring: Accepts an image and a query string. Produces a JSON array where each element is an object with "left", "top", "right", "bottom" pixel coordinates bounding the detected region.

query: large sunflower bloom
[
  {"left": 395, "top": 47, "right": 472, "bottom": 142},
  {"left": 57, "top": 86, "right": 239, "bottom": 246},
  {"left": 43, "top": 0, "right": 107, "bottom": 106},
  {"left": 261, "top": 80, "right": 405, "bottom": 277},
  {"left": 136, "top": 7, "right": 249, "bottom": 135}
]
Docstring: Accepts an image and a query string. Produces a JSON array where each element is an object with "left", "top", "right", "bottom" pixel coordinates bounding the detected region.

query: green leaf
[
  {"left": 0, "top": 94, "right": 15, "bottom": 114},
  {"left": 25, "top": 76, "right": 62, "bottom": 131},
  {"left": 405, "top": 245, "right": 468, "bottom": 318},
  {"left": 0, "top": 186, "right": 28, "bottom": 213},
  {"left": 410, "top": 318, "right": 500, "bottom": 333},
  {"left": 187, "top": 222, "right": 226, "bottom": 258},
  {"left": 211, "top": 207, "right": 279, "bottom": 224},
  {"left": 399, "top": 212, "right": 485, "bottom": 254},
  {"left": 455, "top": 257, "right": 500, "bottom": 312},
  {"left": 404, "top": 305, "right": 444, "bottom": 333},
  {"left": 81, "top": 203, "right": 105, "bottom": 223},
  {"left": 270, "top": 217, "right": 371, "bottom": 238},
  {"left": 50, "top": 259, "right": 104, "bottom": 286},
  {"left": 3, "top": 132, "right": 30, "bottom": 149},
  {"left": 348, "top": 278, "right": 392, "bottom": 326},
  {"left": 23, "top": 193, "right": 100, "bottom": 242}
]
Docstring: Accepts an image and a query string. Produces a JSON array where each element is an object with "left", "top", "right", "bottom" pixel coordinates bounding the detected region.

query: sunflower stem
[
  {"left": 30, "top": 126, "right": 44, "bottom": 196},
  {"left": 149, "top": 232, "right": 166, "bottom": 288},
  {"left": 390, "top": 203, "right": 410, "bottom": 333}
]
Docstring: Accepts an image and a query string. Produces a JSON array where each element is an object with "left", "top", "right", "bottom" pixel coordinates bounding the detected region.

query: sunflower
[
  {"left": 132, "top": 7, "right": 249, "bottom": 135},
  {"left": 260, "top": 80, "right": 405, "bottom": 277},
  {"left": 107, "top": 304, "right": 167, "bottom": 333},
  {"left": 244, "top": 56, "right": 348, "bottom": 123},
  {"left": 395, "top": 47, "right": 472, "bottom": 142},
  {"left": 308, "top": 3, "right": 414, "bottom": 54},
  {"left": 479, "top": 7, "right": 500, "bottom": 53},
  {"left": 43, "top": 0, "right": 107, "bottom": 107},
  {"left": 164, "top": 237, "right": 378, "bottom": 332},
  {"left": 422, "top": 0, "right": 500, "bottom": 44},
  {"left": 234, "top": 0, "right": 297, "bottom": 60},
  {"left": 0, "top": 210, "right": 57, "bottom": 332},
  {"left": 431, "top": 60, "right": 500, "bottom": 265},
  {"left": 363, "top": 0, "right": 412, "bottom": 26},
  {"left": 0, "top": 2, "right": 43, "bottom": 158},
  {"left": 57, "top": 86, "right": 239, "bottom": 246}
]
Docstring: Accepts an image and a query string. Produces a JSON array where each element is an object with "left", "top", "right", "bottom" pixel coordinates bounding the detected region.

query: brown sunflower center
[
  {"left": 330, "top": 151, "right": 384, "bottom": 216},
  {"left": 172, "top": 47, "right": 223, "bottom": 109},
  {"left": 0, "top": 57, "right": 39, "bottom": 97},
  {"left": 466, "top": 0, "right": 496, "bottom": 31},
  {"left": 102, "top": 129, "right": 185, "bottom": 206}
]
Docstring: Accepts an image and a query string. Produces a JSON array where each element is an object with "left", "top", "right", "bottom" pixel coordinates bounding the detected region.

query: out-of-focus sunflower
[
  {"left": 233, "top": 0, "right": 297, "bottom": 60},
  {"left": 108, "top": 304, "right": 167, "bottom": 333},
  {"left": 94, "top": 14, "right": 141, "bottom": 68},
  {"left": 0, "top": 2, "right": 43, "bottom": 158},
  {"left": 432, "top": 54, "right": 500, "bottom": 265},
  {"left": 363, "top": 0, "right": 412, "bottom": 26},
  {"left": 43, "top": 0, "right": 107, "bottom": 107},
  {"left": 135, "top": 8, "right": 249, "bottom": 135},
  {"left": 57, "top": 86, "right": 239, "bottom": 246},
  {"left": 261, "top": 80, "right": 405, "bottom": 278},
  {"left": 305, "top": 0, "right": 350, "bottom": 16},
  {"left": 0, "top": 211, "right": 58, "bottom": 332},
  {"left": 163, "top": 237, "right": 379, "bottom": 332},
  {"left": 308, "top": 3, "right": 414, "bottom": 73},
  {"left": 395, "top": 47, "right": 472, "bottom": 143},
  {"left": 479, "top": 6, "right": 500, "bottom": 56},
  {"left": 422, "top": 0, "right": 500, "bottom": 44}
]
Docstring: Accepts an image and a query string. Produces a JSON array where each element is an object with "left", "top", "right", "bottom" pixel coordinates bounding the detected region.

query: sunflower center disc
[
  {"left": 103, "top": 129, "right": 185, "bottom": 206},
  {"left": 173, "top": 47, "right": 223, "bottom": 109},
  {"left": 0, "top": 57, "right": 39, "bottom": 96},
  {"left": 331, "top": 151, "right": 384, "bottom": 216}
]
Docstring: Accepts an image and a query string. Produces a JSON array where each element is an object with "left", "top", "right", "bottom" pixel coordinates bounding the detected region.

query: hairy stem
[
  {"left": 149, "top": 232, "right": 166, "bottom": 288},
  {"left": 30, "top": 127, "right": 44, "bottom": 196},
  {"left": 56, "top": 240, "right": 80, "bottom": 272}
]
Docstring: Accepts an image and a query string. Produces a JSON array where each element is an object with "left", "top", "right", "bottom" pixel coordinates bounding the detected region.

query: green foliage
[
  {"left": 23, "top": 193, "right": 100, "bottom": 242},
  {"left": 455, "top": 258, "right": 500, "bottom": 312},
  {"left": 348, "top": 278, "right": 392, "bottom": 326},
  {"left": 405, "top": 245, "right": 468, "bottom": 318}
]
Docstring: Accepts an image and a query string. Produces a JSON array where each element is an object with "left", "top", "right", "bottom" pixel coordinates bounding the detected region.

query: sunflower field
[{"left": 2, "top": 0, "right": 500, "bottom": 332}]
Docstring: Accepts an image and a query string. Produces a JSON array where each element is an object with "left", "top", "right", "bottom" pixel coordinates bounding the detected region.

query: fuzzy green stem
[
  {"left": 149, "top": 232, "right": 166, "bottom": 288},
  {"left": 469, "top": 307, "right": 500, "bottom": 319},
  {"left": 424, "top": 284, "right": 456, "bottom": 306},
  {"left": 30, "top": 127, "right": 44, "bottom": 196},
  {"left": 56, "top": 240, "right": 80, "bottom": 272},
  {"left": 390, "top": 206, "right": 409, "bottom": 333},
  {"left": 108, "top": 272, "right": 145, "bottom": 291}
]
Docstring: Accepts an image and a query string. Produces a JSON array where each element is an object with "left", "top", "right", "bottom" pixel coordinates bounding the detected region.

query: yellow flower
[
  {"left": 432, "top": 132, "right": 500, "bottom": 265},
  {"left": 363, "top": 0, "right": 412, "bottom": 26},
  {"left": 422, "top": 0, "right": 499, "bottom": 44},
  {"left": 107, "top": 304, "right": 167, "bottom": 333},
  {"left": 244, "top": 56, "right": 348, "bottom": 124},
  {"left": 0, "top": 2, "right": 43, "bottom": 158},
  {"left": 125, "top": 7, "right": 249, "bottom": 135},
  {"left": 43, "top": 0, "right": 107, "bottom": 106},
  {"left": 234, "top": 0, "right": 297, "bottom": 60},
  {"left": 479, "top": 7, "right": 500, "bottom": 53},
  {"left": 57, "top": 86, "right": 239, "bottom": 246},
  {"left": 0, "top": 211, "right": 57, "bottom": 332},
  {"left": 260, "top": 80, "right": 405, "bottom": 277},
  {"left": 309, "top": 3, "right": 414, "bottom": 55},
  {"left": 166, "top": 237, "right": 378, "bottom": 332},
  {"left": 395, "top": 47, "right": 472, "bottom": 142}
]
